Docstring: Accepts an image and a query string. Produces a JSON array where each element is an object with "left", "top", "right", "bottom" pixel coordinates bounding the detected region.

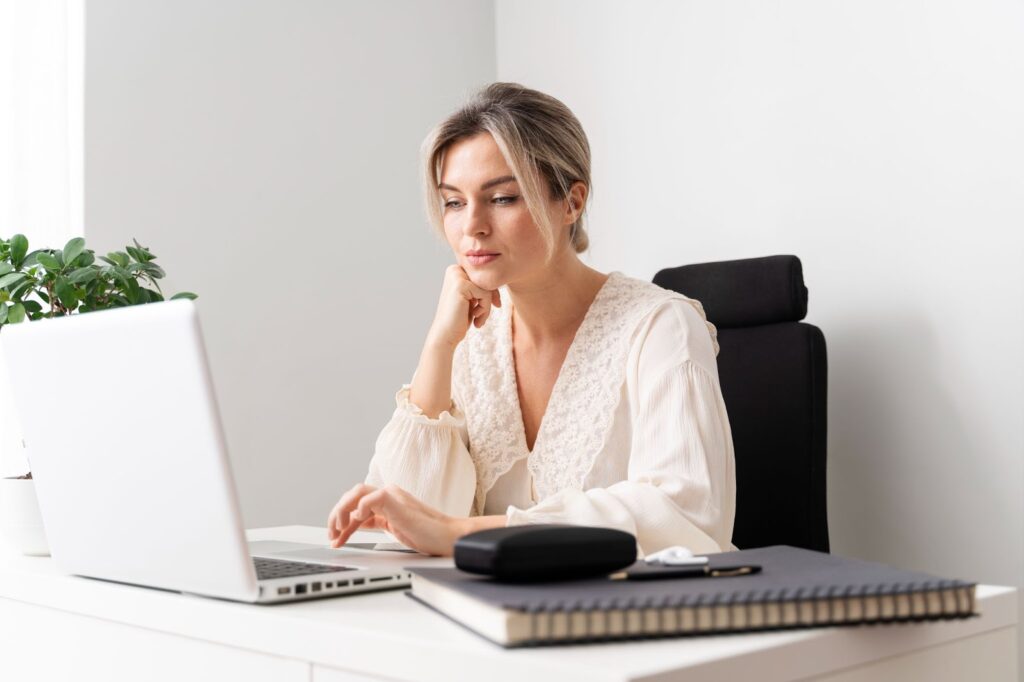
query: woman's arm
[
  {"left": 408, "top": 339, "right": 456, "bottom": 419},
  {"left": 325, "top": 265, "right": 505, "bottom": 553},
  {"left": 411, "top": 265, "right": 501, "bottom": 418}
]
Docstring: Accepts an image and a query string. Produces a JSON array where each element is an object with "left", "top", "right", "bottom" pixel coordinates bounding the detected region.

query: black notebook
[{"left": 406, "top": 545, "right": 977, "bottom": 647}]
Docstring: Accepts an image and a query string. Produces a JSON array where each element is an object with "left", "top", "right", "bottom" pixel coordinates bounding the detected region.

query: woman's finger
[
  {"left": 464, "top": 283, "right": 492, "bottom": 318},
  {"left": 334, "top": 483, "right": 376, "bottom": 536},
  {"left": 331, "top": 508, "right": 380, "bottom": 548},
  {"left": 327, "top": 497, "right": 349, "bottom": 539},
  {"left": 476, "top": 297, "right": 496, "bottom": 326},
  {"left": 472, "top": 303, "right": 490, "bottom": 328},
  {"left": 353, "top": 487, "right": 392, "bottom": 523},
  {"left": 331, "top": 519, "right": 363, "bottom": 548},
  {"left": 333, "top": 492, "right": 395, "bottom": 548}
]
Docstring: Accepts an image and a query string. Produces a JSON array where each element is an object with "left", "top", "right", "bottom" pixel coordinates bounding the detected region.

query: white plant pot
[
  {"left": 0, "top": 350, "right": 48, "bottom": 555},
  {"left": 0, "top": 476, "right": 50, "bottom": 556},
  {"left": 0, "top": 354, "right": 30, "bottom": 476}
]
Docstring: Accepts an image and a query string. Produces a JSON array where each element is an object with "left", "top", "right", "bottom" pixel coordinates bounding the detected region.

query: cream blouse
[{"left": 365, "top": 271, "right": 738, "bottom": 555}]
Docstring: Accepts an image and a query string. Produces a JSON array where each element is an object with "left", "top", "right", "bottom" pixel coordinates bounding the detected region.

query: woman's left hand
[{"left": 326, "top": 483, "right": 467, "bottom": 556}]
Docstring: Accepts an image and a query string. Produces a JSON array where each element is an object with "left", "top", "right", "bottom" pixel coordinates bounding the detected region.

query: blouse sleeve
[
  {"left": 364, "top": 383, "right": 477, "bottom": 517},
  {"left": 505, "top": 299, "right": 737, "bottom": 556}
]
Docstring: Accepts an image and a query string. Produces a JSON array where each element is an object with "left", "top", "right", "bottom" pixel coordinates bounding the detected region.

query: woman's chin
[{"left": 465, "top": 268, "right": 505, "bottom": 291}]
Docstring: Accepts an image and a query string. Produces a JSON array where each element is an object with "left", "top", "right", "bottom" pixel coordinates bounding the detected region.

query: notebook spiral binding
[{"left": 518, "top": 580, "right": 977, "bottom": 645}]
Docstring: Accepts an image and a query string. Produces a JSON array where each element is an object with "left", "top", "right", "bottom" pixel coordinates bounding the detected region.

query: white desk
[{"left": 0, "top": 525, "right": 1017, "bottom": 682}]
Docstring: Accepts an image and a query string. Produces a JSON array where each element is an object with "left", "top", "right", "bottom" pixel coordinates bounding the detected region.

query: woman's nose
[{"left": 462, "top": 201, "right": 490, "bottom": 237}]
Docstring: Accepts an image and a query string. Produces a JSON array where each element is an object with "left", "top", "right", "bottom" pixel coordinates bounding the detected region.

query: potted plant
[{"left": 0, "top": 233, "right": 195, "bottom": 555}]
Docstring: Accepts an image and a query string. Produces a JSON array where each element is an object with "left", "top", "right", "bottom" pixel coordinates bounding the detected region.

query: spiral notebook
[{"left": 407, "top": 545, "right": 977, "bottom": 647}]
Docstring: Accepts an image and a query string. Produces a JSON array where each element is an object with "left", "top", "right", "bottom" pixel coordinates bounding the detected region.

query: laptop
[{"left": 0, "top": 299, "right": 444, "bottom": 603}]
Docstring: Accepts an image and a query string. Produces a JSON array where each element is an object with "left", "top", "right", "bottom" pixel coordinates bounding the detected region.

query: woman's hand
[
  {"left": 408, "top": 265, "right": 500, "bottom": 420},
  {"left": 325, "top": 483, "right": 468, "bottom": 556},
  {"left": 426, "top": 265, "right": 502, "bottom": 350}
]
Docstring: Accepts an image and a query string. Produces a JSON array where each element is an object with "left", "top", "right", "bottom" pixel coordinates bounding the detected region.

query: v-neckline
[{"left": 505, "top": 272, "right": 617, "bottom": 457}]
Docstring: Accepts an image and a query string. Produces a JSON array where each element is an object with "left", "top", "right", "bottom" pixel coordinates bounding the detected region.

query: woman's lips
[{"left": 466, "top": 254, "right": 500, "bottom": 266}]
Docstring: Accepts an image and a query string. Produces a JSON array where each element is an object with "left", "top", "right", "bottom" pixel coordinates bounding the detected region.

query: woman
[{"left": 327, "top": 83, "right": 736, "bottom": 557}]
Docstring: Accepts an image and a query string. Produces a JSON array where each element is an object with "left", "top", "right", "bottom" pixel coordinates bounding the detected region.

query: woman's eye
[{"left": 444, "top": 196, "right": 518, "bottom": 209}]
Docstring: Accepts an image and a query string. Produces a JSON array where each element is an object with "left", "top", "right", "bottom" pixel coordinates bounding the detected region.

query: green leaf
[
  {"left": 132, "top": 238, "right": 155, "bottom": 262},
  {"left": 62, "top": 237, "right": 86, "bottom": 267},
  {"left": 170, "top": 291, "right": 198, "bottom": 301},
  {"left": 10, "top": 235, "right": 28, "bottom": 268},
  {"left": 0, "top": 263, "right": 13, "bottom": 277},
  {"left": 21, "top": 300, "right": 42, "bottom": 314},
  {"left": 124, "top": 278, "right": 141, "bottom": 304},
  {"left": 0, "top": 272, "right": 27, "bottom": 289},
  {"left": 55, "top": 277, "right": 77, "bottom": 309},
  {"left": 107, "top": 252, "right": 130, "bottom": 268},
  {"left": 0, "top": 303, "right": 7, "bottom": 324},
  {"left": 112, "top": 265, "right": 132, "bottom": 286},
  {"left": 125, "top": 246, "right": 147, "bottom": 263},
  {"left": 140, "top": 262, "right": 166, "bottom": 279},
  {"left": 7, "top": 302, "right": 26, "bottom": 324},
  {"left": 10, "top": 280, "right": 34, "bottom": 300},
  {"left": 68, "top": 268, "right": 98, "bottom": 285},
  {"left": 101, "top": 265, "right": 130, "bottom": 288},
  {"left": 36, "top": 252, "right": 61, "bottom": 270},
  {"left": 78, "top": 251, "right": 95, "bottom": 267}
]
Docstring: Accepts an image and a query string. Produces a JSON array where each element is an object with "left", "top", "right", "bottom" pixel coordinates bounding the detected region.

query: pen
[{"left": 609, "top": 564, "right": 762, "bottom": 581}]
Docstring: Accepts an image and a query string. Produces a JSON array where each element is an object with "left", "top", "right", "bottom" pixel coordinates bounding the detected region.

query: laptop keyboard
[{"left": 253, "top": 556, "right": 356, "bottom": 580}]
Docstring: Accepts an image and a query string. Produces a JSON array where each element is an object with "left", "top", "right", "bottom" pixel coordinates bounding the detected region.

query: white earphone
[{"left": 643, "top": 545, "right": 710, "bottom": 566}]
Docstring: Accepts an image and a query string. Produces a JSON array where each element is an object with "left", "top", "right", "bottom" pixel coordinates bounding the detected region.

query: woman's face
[{"left": 439, "top": 132, "right": 565, "bottom": 291}]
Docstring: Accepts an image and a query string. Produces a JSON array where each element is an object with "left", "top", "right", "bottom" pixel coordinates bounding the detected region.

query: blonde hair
[{"left": 421, "top": 82, "right": 591, "bottom": 255}]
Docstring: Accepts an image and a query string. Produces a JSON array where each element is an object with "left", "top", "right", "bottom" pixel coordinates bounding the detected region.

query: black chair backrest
[{"left": 654, "top": 255, "right": 829, "bottom": 552}]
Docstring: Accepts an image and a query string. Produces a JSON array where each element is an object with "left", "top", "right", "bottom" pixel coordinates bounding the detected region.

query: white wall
[
  {"left": 85, "top": 0, "right": 496, "bottom": 528},
  {"left": 0, "top": 0, "right": 83, "bottom": 249},
  {"left": 496, "top": 0, "right": 1024, "bottom": 666},
  {"left": 83, "top": 0, "right": 1024, "bottom": 658}
]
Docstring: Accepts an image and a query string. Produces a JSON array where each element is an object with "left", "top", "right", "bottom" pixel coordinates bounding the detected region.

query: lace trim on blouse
[{"left": 452, "top": 272, "right": 719, "bottom": 515}]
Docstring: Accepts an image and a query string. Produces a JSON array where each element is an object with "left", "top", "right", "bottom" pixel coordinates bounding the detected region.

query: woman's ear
[{"left": 564, "top": 181, "right": 587, "bottom": 224}]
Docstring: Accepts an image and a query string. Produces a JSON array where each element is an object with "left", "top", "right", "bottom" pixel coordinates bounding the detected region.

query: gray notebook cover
[{"left": 408, "top": 544, "right": 976, "bottom": 621}]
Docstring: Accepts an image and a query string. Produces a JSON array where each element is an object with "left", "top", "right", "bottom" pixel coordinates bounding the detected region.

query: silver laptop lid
[{"left": 0, "top": 300, "right": 259, "bottom": 601}]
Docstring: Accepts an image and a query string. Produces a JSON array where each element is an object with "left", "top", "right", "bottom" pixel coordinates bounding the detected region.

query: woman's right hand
[
  {"left": 409, "top": 265, "right": 499, "bottom": 419},
  {"left": 425, "top": 265, "right": 502, "bottom": 350}
]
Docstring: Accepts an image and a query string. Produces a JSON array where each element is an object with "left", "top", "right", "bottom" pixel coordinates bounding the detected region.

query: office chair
[{"left": 654, "top": 255, "right": 829, "bottom": 552}]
